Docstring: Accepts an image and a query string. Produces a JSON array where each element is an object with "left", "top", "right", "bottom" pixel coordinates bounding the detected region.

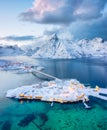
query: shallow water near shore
[{"left": 0, "top": 57, "right": 107, "bottom": 130}]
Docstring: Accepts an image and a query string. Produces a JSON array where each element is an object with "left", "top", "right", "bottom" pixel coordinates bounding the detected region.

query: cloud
[
  {"left": 68, "top": 12, "right": 107, "bottom": 40},
  {"left": 43, "top": 27, "right": 74, "bottom": 40},
  {"left": 0, "top": 35, "right": 36, "bottom": 46},
  {"left": 43, "top": 27, "right": 61, "bottom": 35},
  {"left": 84, "top": 14, "right": 107, "bottom": 39},
  {"left": 19, "top": 0, "right": 107, "bottom": 40},
  {"left": 73, "top": 0, "right": 107, "bottom": 20},
  {"left": 0, "top": 35, "right": 35, "bottom": 41},
  {"left": 20, "top": 0, "right": 107, "bottom": 24}
]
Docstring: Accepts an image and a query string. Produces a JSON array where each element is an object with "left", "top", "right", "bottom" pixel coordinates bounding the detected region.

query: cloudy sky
[{"left": 0, "top": 0, "right": 107, "bottom": 41}]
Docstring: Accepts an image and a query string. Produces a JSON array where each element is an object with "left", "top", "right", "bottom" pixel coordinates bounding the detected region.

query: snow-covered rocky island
[{"left": 6, "top": 79, "right": 107, "bottom": 107}]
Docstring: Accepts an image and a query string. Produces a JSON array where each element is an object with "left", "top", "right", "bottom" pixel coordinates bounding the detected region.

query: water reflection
[{"left": 36, "top": 59, "right": 107, "bottom": 87}]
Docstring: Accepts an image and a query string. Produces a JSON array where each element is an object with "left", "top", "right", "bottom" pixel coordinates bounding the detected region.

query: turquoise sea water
[{"left": 0, "top": 57, "right": 107, "bottom": 130}]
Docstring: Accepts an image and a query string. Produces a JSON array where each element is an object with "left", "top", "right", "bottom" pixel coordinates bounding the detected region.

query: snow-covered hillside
[
  {"left": 32, "top": 34, "right": 74, "bottom": 59},
  {"left": 0, "top": 45, "right": 24, "bottom": 56},
  {"left": 71, "top": 38, "right": 107, "bottom": 58},
  {"left": 31, "top": 34, "right": 107, "bottom": 59}
]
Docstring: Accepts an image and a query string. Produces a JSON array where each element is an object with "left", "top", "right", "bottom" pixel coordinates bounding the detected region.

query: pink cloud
[
  {"left": 20, "top": 0, "right": 107, "bottom": 24},
  {"left": 25, "top": 0, "right": 64, "bottom": 20}
]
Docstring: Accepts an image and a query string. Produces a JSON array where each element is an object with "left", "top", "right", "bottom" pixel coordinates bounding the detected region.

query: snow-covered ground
[
  {"left": 6, "top": 79, "right": 107, "bottom": 103},
  {"left": 0, "top": 34, "right": 107, "bottom": 59}
]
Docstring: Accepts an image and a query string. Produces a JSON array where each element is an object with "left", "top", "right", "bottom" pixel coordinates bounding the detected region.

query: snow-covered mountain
[
  {"left": 32, "top": 34, "right": 74, "bottom": 59},
  {"left": 0, "top": 34, "right": 107, "bottom": 59},
  {"left": 71, "top": 38, "right": 107, "bottom": 58},
  {"left": 31, "top": 34, "right": 107, "bottom": 59},
  {"left": 0, "top": 45, "right": 24, "bottom": 56}
]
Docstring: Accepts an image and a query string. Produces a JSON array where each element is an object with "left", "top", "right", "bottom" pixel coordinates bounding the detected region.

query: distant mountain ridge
[
  {"left": 0, "top": 45, "right": 24, "bottom": 56},
  {"left": 31, "top": 34, "right": 107, "bottom": 59},
  {"left": 0, "top": 34, "right": 107, "bottom": 59}
]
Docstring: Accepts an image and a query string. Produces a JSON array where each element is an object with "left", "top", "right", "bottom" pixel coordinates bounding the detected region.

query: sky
[{"left": 0, "top": 0, "right": 107, "bottom": 43}]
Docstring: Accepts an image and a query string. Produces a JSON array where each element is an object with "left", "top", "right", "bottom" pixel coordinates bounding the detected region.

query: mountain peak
[
  {"left": 92, "top": 37, "right": 104, "bottom": 43},
  {"left": 49, "top": 33, "right": 59, "bottom": 42}
]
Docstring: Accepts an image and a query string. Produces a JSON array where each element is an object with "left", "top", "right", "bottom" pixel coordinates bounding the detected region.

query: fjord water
[
  {"left": 36, "top": 58, "right": 107, "bottom": 87},
  {"left": 0, "top": 57, "right": 107, "bottom": 130}
]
